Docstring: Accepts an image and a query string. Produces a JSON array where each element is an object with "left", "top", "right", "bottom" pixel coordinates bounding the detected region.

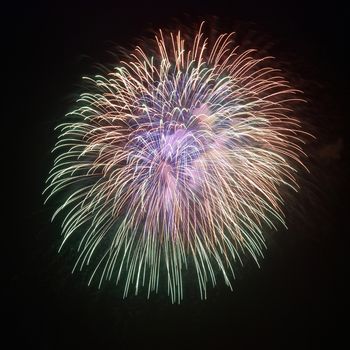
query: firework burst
[{"left": 45, "top": 23, "right": 310, "bottom": 302}]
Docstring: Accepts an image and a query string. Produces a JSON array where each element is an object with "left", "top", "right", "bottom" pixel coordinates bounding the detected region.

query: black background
[{"left": 7, "top": 0, "right": 348, "bottom": 348}]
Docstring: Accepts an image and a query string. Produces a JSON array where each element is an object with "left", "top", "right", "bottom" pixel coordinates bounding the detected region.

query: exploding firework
[{"left": 45, "top": 23, "right": 310, "bottom": 302}]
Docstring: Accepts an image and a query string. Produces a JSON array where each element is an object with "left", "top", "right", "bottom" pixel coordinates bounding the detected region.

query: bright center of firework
[{"left": 128, "top": 116, "right": 207, "bottom": 215}]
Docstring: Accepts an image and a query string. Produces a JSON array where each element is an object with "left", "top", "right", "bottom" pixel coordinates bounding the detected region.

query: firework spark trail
[{"left": 45, "top": 23, "right": 310, "bottom": 303}]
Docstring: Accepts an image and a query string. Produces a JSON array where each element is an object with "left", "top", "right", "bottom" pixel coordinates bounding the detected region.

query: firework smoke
[{"left": 45, "top": 23, "right": 310, "bottom": 302}]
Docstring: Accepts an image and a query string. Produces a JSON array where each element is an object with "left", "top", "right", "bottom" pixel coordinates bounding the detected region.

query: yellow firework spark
[{"left": 45, "top": 23, "right": 311, "bottom": 303}]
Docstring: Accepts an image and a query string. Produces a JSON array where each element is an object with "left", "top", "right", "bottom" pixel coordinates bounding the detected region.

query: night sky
[{"left": 7, "top": 0, "right": 348, "bottom": 348}]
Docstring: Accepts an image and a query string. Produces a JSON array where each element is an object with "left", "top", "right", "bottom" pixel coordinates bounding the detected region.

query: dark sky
[{"left": 7, "top": 0, "right": 348, "bottom": 348}]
